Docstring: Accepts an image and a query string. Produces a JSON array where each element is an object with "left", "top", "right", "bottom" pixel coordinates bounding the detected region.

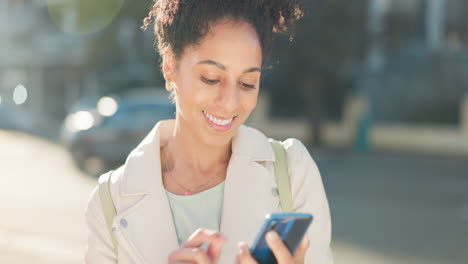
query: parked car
[
  {"left": 0, "top": 103, "right": 27, "bottom": 131},
  {"left": 0, "top": 101, "right": 59, "bottom": 138},
  {"left": 62, "top": 89, "right": 174, "bottom": 175}
]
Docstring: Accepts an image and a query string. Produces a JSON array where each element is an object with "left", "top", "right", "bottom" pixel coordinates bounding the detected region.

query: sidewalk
[
  {"left": 1, "top": 129, "right": 466, "bottom": 263},
  {"left": 311, "top": 148, "right": 468, "bottom": 264}
]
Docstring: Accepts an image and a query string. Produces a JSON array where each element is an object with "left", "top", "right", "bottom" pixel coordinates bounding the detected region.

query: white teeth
[{"left": 203, "top": 111, "right": 233, "bottom": 126}]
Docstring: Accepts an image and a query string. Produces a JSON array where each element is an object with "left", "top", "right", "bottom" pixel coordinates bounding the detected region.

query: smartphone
[{"left": 250, "top": 213, "right": 313, "bottom": 264}]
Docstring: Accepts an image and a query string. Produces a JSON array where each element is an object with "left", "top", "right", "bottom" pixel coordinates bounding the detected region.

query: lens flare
[{"left": 47, "top": 0, "right": 124, "bottom": 35}]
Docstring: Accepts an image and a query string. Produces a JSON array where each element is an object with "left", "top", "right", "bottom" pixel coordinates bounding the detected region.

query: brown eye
[{"left": 201, "top": 76, "right": 220, "bottom": 85}]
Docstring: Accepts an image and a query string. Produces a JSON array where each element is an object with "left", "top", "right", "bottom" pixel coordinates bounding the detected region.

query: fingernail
[
  {"left": 203, "top": 229, "right": 216, "bottom": 236},
  {"left": 243, "top": 243, "right": 249, "bottom": 251},
  {"left": 219, "top": 235, "right": 228, "bottom": 242},
  {"left": 238, "top": 242, "right": 248, "bottom": 253},
  {"left": 266, "top": 231, "right": 279, "bottom": 242}
]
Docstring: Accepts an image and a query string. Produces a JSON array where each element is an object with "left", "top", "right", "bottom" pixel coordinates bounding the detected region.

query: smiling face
[{"left": 164, "top": 18, "right": 263, "bottom": 147}]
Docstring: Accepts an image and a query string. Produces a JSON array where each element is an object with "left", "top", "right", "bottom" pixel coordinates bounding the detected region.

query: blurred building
[
  {"left": 2, "top": 0, "right": 468, "bottom": 155},
  {"left": 253, "top": 0, "right": 468, "bottom": 155},
  {"left": 0, "top": 0, "right": 158, "bottom": 122},
  {"left": 0, "top": 0, "right": 88, "bottom": 116},
  {"left": 364, "top": 0, "right": 468, "bottom": 125}
]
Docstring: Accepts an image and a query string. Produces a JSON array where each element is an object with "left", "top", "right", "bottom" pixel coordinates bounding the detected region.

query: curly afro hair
[{"left": 141, "top": 0, "right": 305, "bottom": 68}]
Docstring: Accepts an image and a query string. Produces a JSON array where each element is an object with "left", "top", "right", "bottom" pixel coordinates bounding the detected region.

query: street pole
[
  {"left": 425, "top": 0, "right": 446, "bottom": 51},
  {"left": 356, "top": 0, "right": 388, "bottom": 152}
]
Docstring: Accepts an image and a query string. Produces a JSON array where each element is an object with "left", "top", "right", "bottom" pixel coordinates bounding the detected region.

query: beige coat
[{"left": 84, "top": 120, "right": 333, "bottom": 264}]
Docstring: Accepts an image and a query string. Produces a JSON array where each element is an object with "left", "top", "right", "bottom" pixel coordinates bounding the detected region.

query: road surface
[{"left": 1, "top": 130, "right": 467, "bottom": 263}]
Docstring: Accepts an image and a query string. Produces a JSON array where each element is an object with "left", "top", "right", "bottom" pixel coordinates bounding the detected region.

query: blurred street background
[{"left": 1, "top": 0, "right": 468, "bottom": 263}]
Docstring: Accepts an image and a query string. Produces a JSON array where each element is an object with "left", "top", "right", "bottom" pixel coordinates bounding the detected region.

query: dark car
[{"left": 63, "top": 92, "right": 175, "bottom": 175}]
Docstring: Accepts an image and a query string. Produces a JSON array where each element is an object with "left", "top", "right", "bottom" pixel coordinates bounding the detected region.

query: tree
[{"left": 268, "top": 0, "right": 368, "bottom": 145}]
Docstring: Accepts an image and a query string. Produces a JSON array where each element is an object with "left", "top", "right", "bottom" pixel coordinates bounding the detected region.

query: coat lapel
[
  {"left": 111, "top": 122, "right": 280, "bottom": 263},
  {"left": 112, "top": 121, "right": 179, "bottom": 263}
]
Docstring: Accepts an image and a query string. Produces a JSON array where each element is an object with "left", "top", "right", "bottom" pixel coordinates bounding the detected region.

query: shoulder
[
  {"left": 278, "top": 138, "right": 320, "bottom": 175},
  {"left": 106, "top": 165, "right": 126, "bottom": 188},
  {"left": 280, "top": 138, "right": 313, "bottom": 159},
  {"left": 86, "top": 165, "right": 125, "bottom": 218},
  {"left": 274, "top": 138, "right": 326, "bottom": 206},
  {"left": 236, "top": 125, "right": 317, "bottom": 172}
]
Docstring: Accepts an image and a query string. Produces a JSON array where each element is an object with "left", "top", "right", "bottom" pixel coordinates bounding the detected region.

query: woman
[{"left": 85, "top": 0, "right": 333, "bottom": 263}]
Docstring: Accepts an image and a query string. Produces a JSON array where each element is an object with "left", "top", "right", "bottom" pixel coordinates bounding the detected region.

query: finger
[
  {"left": 183, "top": 228, "right": 227, "bottom": 262},
  {"left": 183, "top": 228, "right": 226, "bottom": 248},
  {"left": 265, "top": 231, "right": 294, "bottom": 264},
  {"left": 293, "top": 236, "right": 310, "bottom": 263},
  {"left": 235, "top": 242, "right": 258, "bottom": 264},
  {"left": 168, "top": 247, "right": 211, "bottom": 264},
  {"left": 207, "top": 233, "right": 227, "bottom": 263}
]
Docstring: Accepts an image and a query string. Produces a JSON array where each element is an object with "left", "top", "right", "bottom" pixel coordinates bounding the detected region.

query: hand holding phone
[{"left": 249, "top": 213, "right": 313, "bottom": 264}]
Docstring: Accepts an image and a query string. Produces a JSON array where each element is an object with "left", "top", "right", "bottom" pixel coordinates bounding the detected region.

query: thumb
[{"left": 293, "top": 236, "right": 309, "bottom": 263}]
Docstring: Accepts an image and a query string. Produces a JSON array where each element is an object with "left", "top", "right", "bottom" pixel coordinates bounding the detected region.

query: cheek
[
  {"left": 241, "top": 90, "right": 259, "bottom": 113},
  {"left": 174, "top": 73, "right": 195, "bottom": 102},
  {"left": 175, "top": 77, "right": 210, "bottom": 111}
]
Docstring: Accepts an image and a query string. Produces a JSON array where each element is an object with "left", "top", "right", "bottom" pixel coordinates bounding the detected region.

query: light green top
[{"left": 165, "top": 181, "right": 225, "bottom": 246}]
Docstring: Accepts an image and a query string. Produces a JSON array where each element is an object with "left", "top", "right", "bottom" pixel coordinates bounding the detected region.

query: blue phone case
[{"left": 250, "top": 213, "right": 313, "bottom": 264}]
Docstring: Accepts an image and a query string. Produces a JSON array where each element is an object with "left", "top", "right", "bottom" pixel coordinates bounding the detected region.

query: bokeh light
[
  {"left": 46, "top": 0, "right": 124, "bottom": 35},
  {"left": 13, "top": 84, "right": 28, "bottom": 105},
  {"left": 74, "top": 111, "right": 94, "bottom": 131},
  {"left": 97, "top": 96, "right": 118, "bottom": 116},
  {"left": 64, "top": 114, "right": 77, "bottom": 132}
]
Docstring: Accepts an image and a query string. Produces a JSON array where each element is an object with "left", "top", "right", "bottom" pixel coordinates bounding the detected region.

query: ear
[{"left": 162, "top": 49, "right": 176, "bottom": 82}]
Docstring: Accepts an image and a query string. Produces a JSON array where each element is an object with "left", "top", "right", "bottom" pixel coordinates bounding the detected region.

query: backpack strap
[
  {"left": 269, "top": 139, "right": 294, "bottom": 213},
  {"left": 96, "top": 142, "right": 292, "bottom": 256},
  {"left": 98, "top": 170, "right": 118, "bottom": 255}
]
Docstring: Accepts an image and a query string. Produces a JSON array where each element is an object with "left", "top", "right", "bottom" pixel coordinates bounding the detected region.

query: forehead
[{"left": 179, "top": 19, "right": 263, "bottom": 70}]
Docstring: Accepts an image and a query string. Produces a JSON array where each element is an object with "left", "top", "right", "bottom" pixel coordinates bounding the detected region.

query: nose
[{"left": 215, "top": 82, "right": 239, "bottom": 113}]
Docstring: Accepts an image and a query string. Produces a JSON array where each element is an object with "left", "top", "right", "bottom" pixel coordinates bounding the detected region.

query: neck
[{"left": 164, "top": 118, "right": 231, "bottom": 176}]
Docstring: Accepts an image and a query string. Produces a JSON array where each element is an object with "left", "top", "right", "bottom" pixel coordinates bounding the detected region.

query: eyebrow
[{"left": 196, "top": 60, "right": 261, "bottom": 74}]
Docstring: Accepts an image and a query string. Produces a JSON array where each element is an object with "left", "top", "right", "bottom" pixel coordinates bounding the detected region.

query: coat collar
[
  {"left": 114, "top": 120, "right": 280, "bottom": 263},
  {"left": 120, "top": 119, "right": 275, "bottom": 196}
]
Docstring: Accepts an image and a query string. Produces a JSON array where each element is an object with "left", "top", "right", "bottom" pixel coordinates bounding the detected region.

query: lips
[
  {"left": 202, "top": 110, "right": 236, "bottom": 132},
  {"left": 202, "top": 111, "right": 234, "bottom": 126}
]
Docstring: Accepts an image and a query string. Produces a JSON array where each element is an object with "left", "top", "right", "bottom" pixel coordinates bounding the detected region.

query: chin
[
  {"left": 199, "top": 124, "right": 239, "bottom": 148},
  {"left": 201, "top": 131, "right": 235, "bottom": 148}
]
